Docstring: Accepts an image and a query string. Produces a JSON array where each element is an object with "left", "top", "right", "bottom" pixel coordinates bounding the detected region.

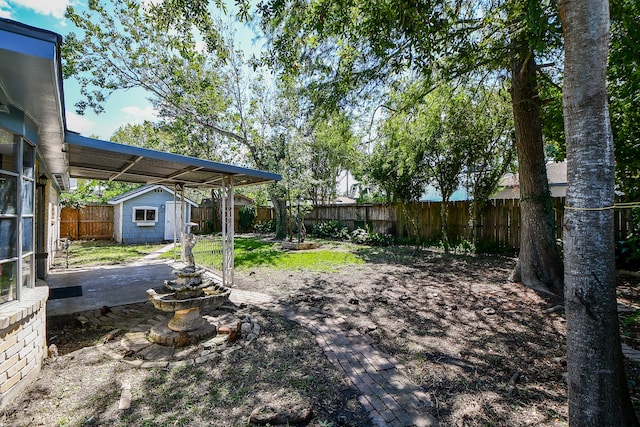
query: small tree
[
  {"left": 238, "top": 205, "right": 257, "bottom": 231},
  {"left": 369, "top": 82, "right": 514, "bottom": 251}
]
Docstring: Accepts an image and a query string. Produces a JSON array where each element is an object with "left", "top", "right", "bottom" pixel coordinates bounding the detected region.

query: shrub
[
  {"left": 366, "top": 231, "right": 394, "bottom": 247},
  {"left": 254, "top": 219, "right": 275, "bottom": 234},
  {"left": 350, "top": 228, "right": 368, "bottom": 244},
  {"left": 617, "top": 232, "right": 640, "bottom": 271},
  {"left": 311, "top": 221, "right": 350, "bottom": 240},
  {"left": 350, "top": 227, "right": 393, "bottom": 246},
  {"left": 239, "top": 205, "right": 257, "bottom": 231},
  {"left": 616, "top": 209, "right": 640, "bottom": 271}
]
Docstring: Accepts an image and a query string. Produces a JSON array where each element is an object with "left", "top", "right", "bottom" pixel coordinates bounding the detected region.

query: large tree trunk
[
  {"left": 509, "top": 39, "right": 564, "bottom": 295},
  {"left": 559, "top": 0, "right": 638, "bottom": 424},
  {"left": 440, "top": 196, "right": 451, "bottom": 254},
  {"left": 272, "top": 197, "right": 288, "bottom": 240}
]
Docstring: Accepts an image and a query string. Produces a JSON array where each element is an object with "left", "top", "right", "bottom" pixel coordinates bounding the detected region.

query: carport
[
  {"left": 62, "top": 132, "right": 281, "bottom": 287},
  {"left": 0, "top": 17, "right": 281, "bottom": 406}
]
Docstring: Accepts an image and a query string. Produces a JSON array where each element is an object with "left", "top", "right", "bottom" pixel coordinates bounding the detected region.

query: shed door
[{"left": 165, "top": 202, "right": 180, "bottom": 241}]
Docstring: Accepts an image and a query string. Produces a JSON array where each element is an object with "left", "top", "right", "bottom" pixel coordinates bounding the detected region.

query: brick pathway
[
  {"left": 231, "top": 289, "right": 438, "bottom": 427},
  {"left": 60, "top": 285, "right": 438, "bottom": 426}
]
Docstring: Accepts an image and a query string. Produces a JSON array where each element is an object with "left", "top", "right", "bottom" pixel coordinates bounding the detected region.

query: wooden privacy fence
[
  {"left": 60, "top": 201, "right": 633, "bottom": 249},
  {"left": 61, "top": 205, "right": 275, "bottom": 240},
  {"left": 304, "top": 198, "right": 632, "bottom": 249},
  {"left": 60, "top": 205, "right": 113, "bottom": 240},
  {"left": 191, "top": 206, "right": 273, "bottom": 233}
]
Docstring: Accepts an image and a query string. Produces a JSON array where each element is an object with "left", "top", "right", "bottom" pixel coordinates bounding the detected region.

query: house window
[
  {"left": 132, "top": 206, "right": 158, "bottom": 226},
  {"left": 0, "top": 128, "right": 35, "bottom": 305}
]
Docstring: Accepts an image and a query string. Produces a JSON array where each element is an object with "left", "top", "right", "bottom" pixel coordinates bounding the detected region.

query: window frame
[
  {"left": 0, "top": 129, "right": 36, "bottom": 306},
  {"left": 131, "top": 206, "right": 158, "bottom": 227}
]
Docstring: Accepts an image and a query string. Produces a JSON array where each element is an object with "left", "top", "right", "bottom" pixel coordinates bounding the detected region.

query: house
[
  {"left": 108, "top": 184, "right": 197, "bottom": 244},
  {"left": 420, "top": 185, "right": 470, "bottom": 202},
  {"left": 0, "top": 19, "right": 279, "bottom": 409},
  {"left": 333, "top": 196, "right": 357, "bottom": 204},
  {"left": 200, "top": 193, "right": 254, "bottom": 207},
  {"left": 491, "top": 161, "right": 567, "bottom": 199}
]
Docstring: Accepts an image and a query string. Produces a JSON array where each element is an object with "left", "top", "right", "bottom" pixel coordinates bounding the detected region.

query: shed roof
[{"left": 107, "top": 184, "right": 197, "bottom": 207}]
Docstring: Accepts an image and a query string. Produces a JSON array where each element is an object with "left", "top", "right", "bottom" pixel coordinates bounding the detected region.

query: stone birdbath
[{"left": 146, "top": 263, "right": 230, "bottom": 346}]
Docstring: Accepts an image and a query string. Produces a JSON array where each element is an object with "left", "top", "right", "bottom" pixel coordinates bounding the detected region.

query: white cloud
[
  {"left": 8, "top": 0, "right": 70, "bottom": 18},
  {"left": 141, "top": 0, "right": 164, "bottom": 11},
  {"left": 0, "top": 1, "right": 13, "bottom": 18},
  {"left": 66, "top": 111, "right": 95, "bottom": 134},
  {"left": 121, "top": 105, "right": 158, "bottom": 123}
]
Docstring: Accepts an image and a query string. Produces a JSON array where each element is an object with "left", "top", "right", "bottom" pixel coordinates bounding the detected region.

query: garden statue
[{"left": 181, "top": 232, "right": 197, "bottom": 266}]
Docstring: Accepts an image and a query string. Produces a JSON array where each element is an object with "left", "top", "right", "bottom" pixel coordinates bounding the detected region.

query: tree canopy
[
  {"left": 609, "top": 0, "right": 640, "bottom": 202},
  {"left": 258, "top": 0, "right": 564, "bottom": 292}
]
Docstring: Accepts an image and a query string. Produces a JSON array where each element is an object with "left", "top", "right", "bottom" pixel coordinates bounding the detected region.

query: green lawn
[
  {"left": 234, "top": 238, "right": 364, "bottom": 271},
  {"left": 54, "top": 240, "right": 169, "bottom": 267},
  {"left": 164, "top": 237, "right": 364, "bottom": 272},
  {"left": 57, "top": 237, "right": 365, "bottom": 271}
]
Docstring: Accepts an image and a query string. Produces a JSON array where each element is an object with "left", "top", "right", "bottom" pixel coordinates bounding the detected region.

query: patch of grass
[
  {"left": 163, "top": 237, "right": 364, "bottom": 271},
  {"left": 54, "top": 240, "right": 168, "bottom": 267}
]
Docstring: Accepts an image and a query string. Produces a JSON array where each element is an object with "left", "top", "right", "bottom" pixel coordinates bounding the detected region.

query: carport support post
[
  {"left": 180, "top": 184, "right": 185, "bottom": 257},
  {"left": 221, "top": 175, "right": 234, "bottom": 287},
  {"left": 173, "top": 184, "right": 178, "bottom": 261}
]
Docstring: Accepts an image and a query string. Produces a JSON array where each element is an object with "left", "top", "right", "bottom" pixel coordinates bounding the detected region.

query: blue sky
[{"left": 1, "top": 0, "right": 261, "bottom": 140}]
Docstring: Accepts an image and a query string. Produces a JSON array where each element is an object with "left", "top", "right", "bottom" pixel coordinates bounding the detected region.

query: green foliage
[
  {"left": 474, "top": 241, "right": 518, "bottom": 256},
  {"left": 64, "top": 1, "right": 366, "bottom": 241},
  {"left": 363, "top": 133, "right": 428, "bottom": 203},
  {"left": 311, "top": 221, "right": 350, "bottom": 240},
  {"left": 110, "top": 121, "right": 177, "bottom": 153},
  {"left": 540, "top": 82, "right": 565, "bottom": 161},
  {"left": 307, "top": 111, "right": 362, "bottom": 205},
  {"left": 238, "top": 205, "right": 257, "bottom": 230},
  {"left": 350, "top": 227, "right": 393, "bottom": 247},
  {"left": 253, "top": 219, "right": 276, "bottom": 234},
  {"left": 616, "top": 209, "right": 640, "bottom": 271},
  {"left": 362, "top": 82, "right": 514, "bottom": 210},
  {"left": 60, "top": 180, "right": 140, "bottom": 208},
  {"left": 616, "top": 233, "right": 640, "bottom": 271},
  {"left": 259, "top": 0, "right": 563, "bottom": 115},
  {"left": 447, "top": 239, "right": 475, "bottom": 254},
  {"left": 609, "top": 0, "right": 640, "bottom": 201}
]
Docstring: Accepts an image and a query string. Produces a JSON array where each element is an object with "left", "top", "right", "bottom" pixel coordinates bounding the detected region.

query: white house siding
[{"left": 113, "top": 203, "right": 123, "bottom": 243}]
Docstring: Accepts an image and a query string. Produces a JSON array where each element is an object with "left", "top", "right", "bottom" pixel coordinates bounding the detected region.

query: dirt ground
[{"left": 3, "top": 244, "right": 640, "bottom": 426}]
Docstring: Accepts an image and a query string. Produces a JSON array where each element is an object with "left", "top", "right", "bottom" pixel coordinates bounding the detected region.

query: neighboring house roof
[
  {"left": 107, "top": 184, "right": 197, "bottom": 207},
  {"left": 492, "top": 161, "right": 567, "bottom": 199},
  {"left": 499, "top": 161, "right": 567, "bottom": 187},
  {"left": 420, "top": 185, "right": 470, "bottom": 202},
  {"left": 200, "top": 194, "right": 254, "bottom": 206},
  {"left": 333, "top": 196, "right": 357, "bottom": 204}
]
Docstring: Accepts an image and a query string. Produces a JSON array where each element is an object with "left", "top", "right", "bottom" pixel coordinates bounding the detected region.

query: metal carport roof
[{"left": 64, "top": 131, "right": 281, "bottom": 188}]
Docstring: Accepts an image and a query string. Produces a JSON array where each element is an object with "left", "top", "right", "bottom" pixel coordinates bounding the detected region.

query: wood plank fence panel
[
  {"left": 189, "top": 198, "right": 633, "bottom": 250},
  {"left": 301, "top": 198, "right": 632, "bottom": 250},
  {"left": 60, "top": 205, "right": 113, "bottom": 240},
  {"left": 256, "top": 207, "right": 273, "bottom": 223},
  {"left": 191, "top": 206, "right": 274, "bottom": 233},
  {"left": 191, "top": 206, "right": 213, "bottom": 232},
  {"left": 60, "top": 207, "right": 79, "bottom": 240}
]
